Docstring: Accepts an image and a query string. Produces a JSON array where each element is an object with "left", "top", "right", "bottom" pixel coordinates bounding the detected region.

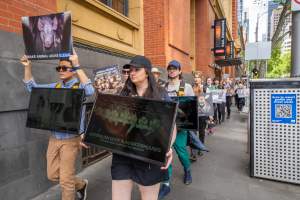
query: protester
[
  {"left": 111, "top": 55, "right": 176, "bottom": 200},
  {"left": 158, "top": 60, "right": 194, "bottom": 200},
  {"left": 152, "top": 67, "right": 166, "bottom": 86},
  {"left": 224, "top": 78, "right": 234, "bottom": 119},
  {"left": 236, "top": 81, "right": 246, "bottom": 112},
  {"left": 212, "top": 78, "right": 223, "bottom": 124},
  {"left": 122, "top": 64, "right": 130, "bottom": 82},
  {"left": 203, "top": 77, "right": 215, "bottom": 134},
  {"left": 189, "top": 73, "right": 208, "bottom": 161},
  {"left": 21, "top": 50, "right": 95, "bottom": 200},
  {"left": 192, "top": 71, "right": 203, "bottom": 96}
]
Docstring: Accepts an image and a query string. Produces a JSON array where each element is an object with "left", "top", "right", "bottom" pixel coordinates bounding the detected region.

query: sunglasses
[
  {"left": 122, "top": 70, "right": 130, "bottom": 75},
  {"left": 55, "top": 65, "right": 72, "bottom": 72}
]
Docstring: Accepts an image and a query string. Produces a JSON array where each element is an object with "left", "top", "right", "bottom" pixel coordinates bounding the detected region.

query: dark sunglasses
[
  {"left": 122, "top": 70, "right": 130, "bottom": 75},
  {"left": 55, "top": 65, "right": 71, "bottom": 72}
]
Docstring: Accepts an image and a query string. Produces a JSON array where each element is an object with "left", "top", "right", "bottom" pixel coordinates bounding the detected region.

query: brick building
[
  {"left": 144, "top": 0, "right": 241, "bottom": 79},
  {"left": 0, "top": 0, "right": 143, "bottom": 199},
  {"left": 0, "top": 1, "right": 241, "bottom": 199}
]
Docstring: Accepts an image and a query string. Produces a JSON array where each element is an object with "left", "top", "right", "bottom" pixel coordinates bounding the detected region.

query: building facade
[
  {"left": 144, "top": 0, "right": 240, "bottom": 80},
  {"left": 270, "top": 5, "right": 292, "bottom": 53},
  {"left": 267, "top": 0, "right": 279, "bottom": 40},
  {"left": 0, "top": 0, "right": 240, "bottom": 199},
  {"left": 0, "top": 0, "right": 143, "bottom": 199}
]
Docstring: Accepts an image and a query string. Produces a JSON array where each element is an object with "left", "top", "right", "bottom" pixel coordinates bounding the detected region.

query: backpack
[
  {"left": 55, "top": 82, "right": 80, "bottom": 89},
  {"left": 165, "top": 80, "right": 185, "bottom": 97}
]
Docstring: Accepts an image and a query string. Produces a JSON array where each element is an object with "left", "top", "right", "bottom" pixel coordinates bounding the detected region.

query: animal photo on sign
[{"left": 22, "top": 12, "right": 72, "bottom": 60}]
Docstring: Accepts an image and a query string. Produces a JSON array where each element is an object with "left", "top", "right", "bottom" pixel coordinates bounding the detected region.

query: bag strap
[{"left": 55, "top": 82, "right": 80, "bottom": 89}]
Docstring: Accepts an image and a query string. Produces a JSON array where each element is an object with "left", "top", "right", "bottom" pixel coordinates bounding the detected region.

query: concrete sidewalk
[{"left": 32, "top": 111, "right": 300, "bottom": 200}]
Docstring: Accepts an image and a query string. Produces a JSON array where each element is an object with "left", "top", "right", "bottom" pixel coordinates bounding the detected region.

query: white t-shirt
[{"left": 166, "top": 81, "right": 195, "bottom": 97}]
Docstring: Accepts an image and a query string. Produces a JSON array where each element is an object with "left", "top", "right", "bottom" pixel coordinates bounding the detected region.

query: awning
[{"left": 215, "top": 57, "right": 243, "bottom": 67}]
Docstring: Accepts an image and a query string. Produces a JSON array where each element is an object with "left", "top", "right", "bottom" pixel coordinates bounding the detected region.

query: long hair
[{"left": 120, "top": 68, "right": 165, "bottom": 100}]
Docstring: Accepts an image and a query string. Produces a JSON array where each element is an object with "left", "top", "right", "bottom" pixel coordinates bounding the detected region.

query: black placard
[
  {"left": 171, "top": 96, "right": 198, "bottom": 130},
  {"left": 214, "top": 18, "right": 227, "bottom": 56},
  {"left": 22, "top": 12, "right": 72, "bottom": 60},
  {"left": 84, "top": 94, "right": 178, "bottom": 166},
  {"left": 26, "top": 88, "right": 84, "bottom": 134}
]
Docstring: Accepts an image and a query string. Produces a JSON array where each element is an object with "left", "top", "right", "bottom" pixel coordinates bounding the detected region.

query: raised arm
[{"left": 21, "top": 55, "right": 33, "bottom": 81}]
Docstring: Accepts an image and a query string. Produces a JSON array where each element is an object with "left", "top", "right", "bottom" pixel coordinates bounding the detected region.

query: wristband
[{"left": 71, "top": 66, "right": 81, "bottom": 72}]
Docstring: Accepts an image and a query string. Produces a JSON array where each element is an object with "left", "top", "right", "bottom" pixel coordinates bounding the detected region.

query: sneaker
[
  {"left": 77, "top": 179, "right": 88, "bottom": 200},
  {"left": 198, "top": 151, "right": 204, "bottom": 156},
  {"left": 190, "top": 154, "right": 197, "bottom": 162},
  {"left": 158, "top": 183, "right": 171, "bottom": 200},
  {"left": 184, "top": 169, "right": 192, "bottom": 185}
]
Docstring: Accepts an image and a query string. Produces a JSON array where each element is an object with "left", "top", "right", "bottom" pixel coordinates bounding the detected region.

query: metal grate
[{"left": 253, "top": 88, "right": 300, "bottom": 184}]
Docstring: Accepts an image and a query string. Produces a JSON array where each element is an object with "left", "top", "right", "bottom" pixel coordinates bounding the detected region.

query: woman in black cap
[{"left": 111, "top": 55, "right": 176, "bottom": 200}]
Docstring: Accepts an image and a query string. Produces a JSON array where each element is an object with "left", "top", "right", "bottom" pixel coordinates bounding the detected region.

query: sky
[{"left": 244, "top": 0, "right": 269, "bottom": 43}]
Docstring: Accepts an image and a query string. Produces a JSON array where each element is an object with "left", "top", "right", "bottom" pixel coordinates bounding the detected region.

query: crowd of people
[{"left": 20, "top": 53, "right": 248, "bottom": 200}]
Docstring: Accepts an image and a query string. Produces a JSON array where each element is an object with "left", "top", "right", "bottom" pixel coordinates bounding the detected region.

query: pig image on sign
[
  {"left": 37, "top": 16, "right": 61, "bottom": 51},
  {"left": 22, "top": 12, "right": 72, "bottom": 60}
]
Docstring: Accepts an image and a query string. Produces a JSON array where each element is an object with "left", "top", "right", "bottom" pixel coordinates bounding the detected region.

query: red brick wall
[
  {"left": 195, "top": 0, "right": 215, "bottom": 78},
  {"left": 144, "top": 0, "right": 192, "bottom": 71},
  {"left": 166, "top": 0, "right": 191, "bottom": 72},
  {"left": 0, "top": 0, "right": 57, "bottom": 33},
  {"left": 144, "top": 0, "right": 166, "bottom": 67},
  {"left": 232, "top": 0, "right": 238, "bottom": 40}
]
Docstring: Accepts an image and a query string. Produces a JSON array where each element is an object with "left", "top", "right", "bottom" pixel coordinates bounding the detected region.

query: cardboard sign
[
  {"left": 22, "top": 12, "right": 72, "bottom": 60},
  {"left": 237, "top": 88, "right": 250, "bottom": 98},
  {"left": 94, "top": 65, "right": 123, "bottom": 94},
  {"left": 171, "top": 96, "right": 198, "bottom": 130},
  {"left": 85, "top": 94, "right": 178, "bottom": 166},
  {"left": 26, "top": 88, "right": 84, "bottom": 134},
  {"left": 211, "top": 89, "right": 226, "bottom": 104}
]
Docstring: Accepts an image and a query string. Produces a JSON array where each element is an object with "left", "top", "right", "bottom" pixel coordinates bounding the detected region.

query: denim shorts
[{"left": 111, "top": 154, "right": 168, "bottom": 186}]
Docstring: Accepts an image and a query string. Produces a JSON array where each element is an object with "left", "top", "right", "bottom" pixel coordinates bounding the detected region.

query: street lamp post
[
  {"left": 254, "top": 11, "right": 268, "bottom": 78},
  {"left": 291, "top": 3, "right": 300, "bottom": 77}
]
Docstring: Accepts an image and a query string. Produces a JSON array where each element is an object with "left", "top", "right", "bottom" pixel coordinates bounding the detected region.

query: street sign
[
  {"left": 213, "top": 19, "right": 227, "bottom": 56},
  {"left": 245, "top": 42, "right": 271, "bottom": 60},
  {"left": 292, "top": 0, "right": 300, "bottom": 11}
]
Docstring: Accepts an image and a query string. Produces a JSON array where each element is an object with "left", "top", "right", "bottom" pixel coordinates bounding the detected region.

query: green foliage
[{"left": 267, "top": 48, "right": 291, "bottom": 78}]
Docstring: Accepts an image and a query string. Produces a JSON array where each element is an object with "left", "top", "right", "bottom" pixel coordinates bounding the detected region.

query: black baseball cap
[{"left": 123, "top": 55, "right": 152, "bottom": 71}]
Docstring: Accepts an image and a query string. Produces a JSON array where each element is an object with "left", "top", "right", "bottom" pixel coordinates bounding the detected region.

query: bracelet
[{"left": 71, "top": 66, "right": 81, "bottom": 72}]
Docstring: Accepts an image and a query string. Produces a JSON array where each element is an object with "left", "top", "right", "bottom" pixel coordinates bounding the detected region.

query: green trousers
[{"left": 167, "top": 130, "right": 191, "bottom": 180}]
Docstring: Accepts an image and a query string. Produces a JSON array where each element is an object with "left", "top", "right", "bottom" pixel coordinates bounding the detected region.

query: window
[{"left": 99, "top": 0, "right": 129, "bottom": 16}]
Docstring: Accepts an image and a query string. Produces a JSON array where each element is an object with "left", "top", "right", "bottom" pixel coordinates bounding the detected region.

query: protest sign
[
  {"left": 85, "top": 94, "right": 178, "bottom": 166},
  {"left": 198, "top": 93, "right": 214, "bottom": 116},
  {"left": 26, "top": 88, "right": 84, "bottom": 134},
  {"left": 94, "top": 65, "right": 123, "bottom": 94},
  {"left": 22, "top": 12, "right": 72, "bottom": 60},
  {"left": 171, "top": 96, "right": 198, "bottom": 130}
]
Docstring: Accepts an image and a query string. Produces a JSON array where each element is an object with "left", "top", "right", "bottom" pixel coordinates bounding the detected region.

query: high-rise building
[
  {"left": 281, "top": 22, "right": 292, "bottom": 54},
  {"left": 237, "top": 0, "right": 244, "bottom": 25},
  {"left": 268, "top": 0, "right": 279, "bottom": 40},
  {"left": 270, "top": 6, "right": 292, "bottom": 52}
]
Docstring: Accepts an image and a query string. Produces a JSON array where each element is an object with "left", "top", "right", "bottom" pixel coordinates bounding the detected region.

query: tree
[
  {"left": 271, "top": 0, "right": 291, "bottom": 49},
  {"left": 267, "top": 47, "right": 291, "bottom": 78}
]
